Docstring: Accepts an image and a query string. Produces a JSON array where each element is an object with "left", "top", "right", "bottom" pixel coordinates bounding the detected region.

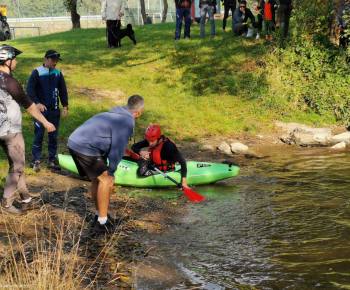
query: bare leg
[
  {"left": 96, "top": 171, "right": 112, "bottom": 217},
  {"left": 91, "top": 177, "right": 99, "bottom": 211}
]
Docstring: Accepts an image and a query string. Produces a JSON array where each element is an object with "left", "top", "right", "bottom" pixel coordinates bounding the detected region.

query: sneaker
[
  {"left": 266, "top": 35, "right": 269, "bottom": 40},
  {"left": 184, "top": 36, "right": 190, "bottom": 40},
  {"left": 270, "top": 36, "right": 274, "bottom": 40},
  {"left": 47, "top": 159, "right": 61, "bottom": 170},
  {"left": 22, "top": 198, "right": 43, "bottom": 211},
  {"left": 256, "top": 33, "right": 260, "bottom": 40},
  {"left": 30, "top": 160, "right": 41, "bottom": 172},
  {"left": 246, "top": 28, "right": 253, "bottom": 38},
  {"left": 175, "top": 38, "right": 180, "bottom": 42},
  {"left": 94, "top": 219, "right": 116, "bottom": 233},
  {"left": 91, "top": 213, "right": 118, "bottom": 227},
  {"left": 2, "top": 205, "right": 26, "bottom": 215},
  {"left": 223, "top": 29, "right": 226, "bottom": 32}
]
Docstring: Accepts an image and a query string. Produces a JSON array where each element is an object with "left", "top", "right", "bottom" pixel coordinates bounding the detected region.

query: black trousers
[
  {"left": 106, "top": 20, "right": 121, "bottom": 48},
  {"left": 223, "top": 4, "right": 236, "bottom": 30}
]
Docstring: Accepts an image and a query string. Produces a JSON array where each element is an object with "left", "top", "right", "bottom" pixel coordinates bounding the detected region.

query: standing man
[
  {"left": 200, "top": 0, "right": 216, "bottom": 38},
  {"left": 221, "top": 0, "right": 238, "bottom": 32},
  {"left": 276, "top": 0, "right": 293, "bottom": 39},
  {"left": 27, "top": 50, "right": 68, "bottom": 172},
  {"left": 337, "top": 0, "right": 350, "bottom": 48},
  {"left": 68, "top": 95, "right": 145, "bottom": 233},
  {"left": 175, "top": 0, "right": 193, "bottom": 41},
  {"left": 101, "top": 0, "right": 125, "bottom": 48}
]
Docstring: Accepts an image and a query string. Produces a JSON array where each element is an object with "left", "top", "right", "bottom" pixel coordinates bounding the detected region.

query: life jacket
[{"left": 149, "top": 138, "right": 176, "bottom": 171}]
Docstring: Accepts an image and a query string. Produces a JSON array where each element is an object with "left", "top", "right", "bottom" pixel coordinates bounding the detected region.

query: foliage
[
  {"left": 273, "top": 34, "right": 350, "bottom": 126},
  {"left": 294, "top": 0, "right": 333, "bottom": 35}
]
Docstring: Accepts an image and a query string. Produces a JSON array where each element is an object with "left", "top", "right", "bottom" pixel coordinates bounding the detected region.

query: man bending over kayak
[
  {"left": 68, "top": 95, "right": 145, "bottom": 233},
  {"left": 131, "top": 125, "right": 188, "bottom": 189}
]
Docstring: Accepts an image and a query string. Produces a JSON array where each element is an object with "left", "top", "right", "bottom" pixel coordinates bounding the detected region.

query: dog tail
[{"left": 127, "top": 24, "right": 132, "bottom": 29}]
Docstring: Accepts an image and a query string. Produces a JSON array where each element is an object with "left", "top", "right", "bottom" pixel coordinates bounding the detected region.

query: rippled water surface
[{"left": 135, "top": 147, "right": 350, "bottom": 289}]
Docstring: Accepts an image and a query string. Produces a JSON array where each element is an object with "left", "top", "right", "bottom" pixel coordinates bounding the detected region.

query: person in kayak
[{"left": 131, "top": 125, "right": 188, "bottom": 189}]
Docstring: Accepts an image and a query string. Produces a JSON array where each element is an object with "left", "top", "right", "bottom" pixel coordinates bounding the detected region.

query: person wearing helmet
[
  {"left": 131, "top": 125, "right": 189, "bottom": 189},
  {"left": 0, "top": 44, "right": 56, "bottom": 215},
  {"left": 26, "top": 49, "right": 69, "bottom": 172}
]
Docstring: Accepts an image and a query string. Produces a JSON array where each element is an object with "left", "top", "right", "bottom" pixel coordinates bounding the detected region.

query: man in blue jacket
[
  {"left": 68, "top": 95, "right": 145, "bottom": 233},
  {"left": 27, "top": 50, "right": 68, "bottom": 172},
  {"left": 175, "top": 0, "right": 193, "bottom": 41},
  {"left": 232, "top": 1, "right": 256, "bottom": 36}
]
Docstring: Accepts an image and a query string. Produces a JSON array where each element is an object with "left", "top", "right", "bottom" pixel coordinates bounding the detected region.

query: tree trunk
[
  {"left": 69, "top": 0, "right": 81, "bottom": 29},
  {"left": 161, "top": 0, "right": 168, "bottom": 23},
  {"left": 331, "top": 0, "right": 343, "bottom": 44},
  {"left": 140, "top": 0, "right": 147, "bottom": 25}
]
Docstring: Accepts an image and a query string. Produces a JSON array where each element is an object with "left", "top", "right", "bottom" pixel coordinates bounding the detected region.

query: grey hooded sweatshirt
[{"left": 68, "top": 106, "right": 134, "bottom": 177}]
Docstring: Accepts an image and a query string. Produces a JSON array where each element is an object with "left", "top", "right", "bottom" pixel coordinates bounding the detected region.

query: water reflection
[{"left": 135, "top": 148, "right": 350, "bottom": 289}]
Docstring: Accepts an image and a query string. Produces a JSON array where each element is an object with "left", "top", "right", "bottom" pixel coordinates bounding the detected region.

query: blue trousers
[
  {"left": 175, "top": 8, "right": 191, "bottom": 40},
  {"left": 32, "top": 109, "right": 60, "bottom": 162}
]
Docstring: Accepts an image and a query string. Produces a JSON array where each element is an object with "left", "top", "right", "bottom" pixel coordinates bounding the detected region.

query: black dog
[{"left": 115, "top": 24, "right": 136, "bottom": 48}]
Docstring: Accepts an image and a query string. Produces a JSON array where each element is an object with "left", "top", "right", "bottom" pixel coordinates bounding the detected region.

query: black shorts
[{"left": 68, "top": 148, "right": 108, "bottom": 180}]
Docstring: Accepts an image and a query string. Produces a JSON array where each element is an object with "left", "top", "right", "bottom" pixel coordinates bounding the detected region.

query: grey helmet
[{"left": 0, "top": 44, "right": 22, "bottom": 64}]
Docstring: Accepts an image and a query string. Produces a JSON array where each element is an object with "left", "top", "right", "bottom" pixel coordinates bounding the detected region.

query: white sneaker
[
  {"left": 246, "top": 28, "right": 253, "bottom": 38},
  {"left": 256, "top": 33, "right": 260, "bottom": 40}
]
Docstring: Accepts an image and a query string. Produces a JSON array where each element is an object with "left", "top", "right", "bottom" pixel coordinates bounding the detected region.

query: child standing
[{"left": 264, "top": 0, "right": 273, "bottom": 40}]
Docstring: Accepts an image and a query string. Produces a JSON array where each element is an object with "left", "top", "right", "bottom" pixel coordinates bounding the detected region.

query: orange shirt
[{"left": 264, "top": 3, "right": 272, "bottom": 21}]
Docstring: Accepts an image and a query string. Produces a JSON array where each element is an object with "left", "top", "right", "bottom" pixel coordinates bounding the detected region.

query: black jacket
[
  {"left": 232, "top": 7, "right": 256, "bottom": 26},
  {"left": 175, "top": 0, "right": 192, "bottom": 9}
]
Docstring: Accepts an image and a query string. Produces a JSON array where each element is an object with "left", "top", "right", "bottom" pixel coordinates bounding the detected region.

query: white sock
[
  {"left": 98, "top": 216, "right": 107, "bottom": 225},
  {"left": 22, "top": 197, "right": 32, "bottom": 203},
  {"left": 95, "top": 210, "right": 99, "bottom": 216}
]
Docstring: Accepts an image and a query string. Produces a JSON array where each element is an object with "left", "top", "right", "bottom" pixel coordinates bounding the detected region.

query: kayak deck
[{"left": 58, "top": 154, "right": 240, "bottom": 187}]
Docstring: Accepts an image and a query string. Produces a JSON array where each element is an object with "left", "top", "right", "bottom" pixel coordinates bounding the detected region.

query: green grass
[{"left": 0, "top": 21, "right": 338, "bottom": 184}]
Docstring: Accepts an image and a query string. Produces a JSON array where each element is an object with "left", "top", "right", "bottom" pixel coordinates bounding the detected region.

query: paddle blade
[
  {"left": 125, "top": 148, "right": 140, "bottom": 160},
  {"left": 183, "top": 187, "right": 206, "bottom": 202}
]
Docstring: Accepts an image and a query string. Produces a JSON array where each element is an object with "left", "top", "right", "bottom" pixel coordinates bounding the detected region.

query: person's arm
[
  {"left": 162, "top": 142, "right": 188, "bottom": 188},
  {"left": 101, "top": 0, "right": 107, "bottom": 19},
  {"left": 58, "top": 72, "right": 68, "bottom": 118},
  {"left": 6, "top": 76, "right": 53, "bottom": 132},
  {"left": 120, "top": 0, "right": 125, "bottom": 15},
  {"left": 248, "top": 9, "right": 256, "bottom": 23},
  {"left": 173, "top": 151, "right": 188, "bottom": 188},
  {"left": 26, "top": 103, "right": 55, "bottom": 132},
  {"left": 233, "top": 9, "right": 241, "bottom": 23},
  {"left": 131, "top": 139, "right": 149, "bottom": 155},
  {"left": 26, "top": 69, "right": 47, "bottom": 112}
]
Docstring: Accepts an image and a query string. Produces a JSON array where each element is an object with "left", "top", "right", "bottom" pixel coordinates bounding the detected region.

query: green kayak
[{"left": 58, "top": 154, "right": 240, "bottom": 187}]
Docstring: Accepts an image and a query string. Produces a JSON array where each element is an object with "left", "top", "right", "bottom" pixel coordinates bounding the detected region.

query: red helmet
[{"left": 145, "top": 125, "right": 161, "bottom": 141}]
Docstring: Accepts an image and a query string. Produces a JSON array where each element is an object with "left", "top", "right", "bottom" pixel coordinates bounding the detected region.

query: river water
[{"left": 134, "top": 147, "right": 350, "bottom": 289}]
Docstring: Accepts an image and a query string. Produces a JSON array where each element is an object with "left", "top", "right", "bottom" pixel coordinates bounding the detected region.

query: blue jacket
[
  {"left": 27, "top": 64, "right": 68, "bottom": 110},
  {"left": 68, "top": 106, "right": 135, "bottom": 177},
  {"left": 232, "top": 7, "right": 255, "bottom": 27},
  {"left": 338, "top": 2, "right": 350, "bottom": 29}
]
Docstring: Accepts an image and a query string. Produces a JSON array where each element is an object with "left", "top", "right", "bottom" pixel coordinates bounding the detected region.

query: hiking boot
[
  {"left": 30, "top": 160, "right": 41, "bottom": 172},
  {"left": 2, "top": 205, "right": 25, "bottom": 215},
  {"left": 94, "top": 219, "right": 116, "bottom": 233},
  {"left": 47, "top": 159, "right": 61, "bottom": 170},
  {"left": 2, "top": 199, "right": 25, "bottom": 215},
  {"left": 22, "top": 198, "right": 43, "bottom": 211}
]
